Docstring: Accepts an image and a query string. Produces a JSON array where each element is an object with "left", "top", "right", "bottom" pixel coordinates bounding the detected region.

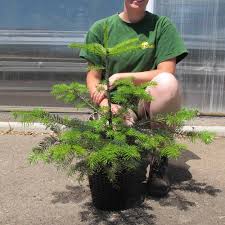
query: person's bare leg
[
  {"left": 137, "top": 72, "right": 182, "bottom": 197},
  {"left": 138, "top": 72, "right": 182, "bottom": 119}
]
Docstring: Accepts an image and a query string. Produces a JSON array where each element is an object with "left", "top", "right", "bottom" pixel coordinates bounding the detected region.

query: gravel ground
[{"left": 0, "top": 134, "right": 225, "bottom": 225}]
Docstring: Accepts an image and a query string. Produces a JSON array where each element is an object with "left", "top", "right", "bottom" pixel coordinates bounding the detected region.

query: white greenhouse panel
[
  {"left": 0, "top": 0, "right": 224, "bottom": 112},
  {"left": 154, "top": 0, "right": 225, "bottom": 113}
]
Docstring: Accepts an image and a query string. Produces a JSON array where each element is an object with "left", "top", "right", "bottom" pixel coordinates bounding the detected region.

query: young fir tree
[{"left": 13, "top": 24, "right": 214, "bottom": 182}]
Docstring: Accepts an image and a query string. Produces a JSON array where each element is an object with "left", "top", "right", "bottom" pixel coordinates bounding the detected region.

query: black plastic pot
[{"left": 88, "top": 166, "right": 147, "bottom": 211}]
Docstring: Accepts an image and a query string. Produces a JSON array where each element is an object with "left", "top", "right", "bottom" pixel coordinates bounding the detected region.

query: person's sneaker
[{"left": 147, "top": 156, "right": 170, "bottom": 197}]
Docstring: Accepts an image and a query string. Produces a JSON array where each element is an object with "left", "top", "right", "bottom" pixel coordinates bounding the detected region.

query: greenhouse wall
[
  {"left": 0, "top": 0, "right": 224, "bottom": 112},
  {"left": 153, "top": 0, "right": 225, "bottom": 113}
]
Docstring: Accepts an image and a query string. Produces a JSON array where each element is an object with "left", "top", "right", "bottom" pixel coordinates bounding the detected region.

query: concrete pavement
[{"left": 0, "top": 134, "right": 224, "bottom": 225}]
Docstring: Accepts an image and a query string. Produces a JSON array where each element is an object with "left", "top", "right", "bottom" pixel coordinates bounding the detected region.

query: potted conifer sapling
[{"left": 13, "top": 25, "right": 215, "bottom": 210}]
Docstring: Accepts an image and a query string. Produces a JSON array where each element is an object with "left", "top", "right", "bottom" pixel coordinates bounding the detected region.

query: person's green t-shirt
[{"left": 79, "top": 11, "right": 188, "bottom": 77}]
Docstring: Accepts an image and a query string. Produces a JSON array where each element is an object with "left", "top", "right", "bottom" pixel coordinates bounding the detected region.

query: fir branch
[
  {"left": 159, "top": 142, "right": 186, "bottom": 159},
  {"left": 108, "top": 39, "right": 154, "bottom": 56},
  {"left": 197, "top": 131, "right": 215, "bottom": 144},
  {"left": 49, "top": 144, "right": 72, "bottom": 162},
  {"left": 68, "top": 43, "right": 106, "bottom": 57},
  {"left": 156, "top": 108, "right": 199, "bottom": 127},
  {"left": 28, "top": 135, "right": 58, "bottom": 164},
  {"left": 49, "top": 124, "right": 62, "bottom": 134},
  {"left": 111, "top": 78, "right": 153, "bottom": 108},
  {"left": 13, "top": 109, "right": 88, "bottom": 130},
  {"left": 67, "top": 160, "right": 88, "bottom": 182},
  {"left": 52, "top": 82, "right": 101, "bottom": 114},
  {"left": 59, "top": 129, "right": 82, "bottom": 144},
  {"left": 134, "top": 119, "right": 151, "bottom": 128},
  {"left": 88, "top": 143, "right": 140, "bottom": 174},
  {"left": 105, "top": 54, "right": 113, "bottom": 126},
  {"left": 38, "top": 136, "right": 58, "bottom": 151},
  {"left": 75, "top": 92, "right": 101, "bottom": 114},
  {"left": 103, "top": 22, "right": 109, "bottom": 48},
  {"left": 108, "top": 38, "right": 139, "bottom": 56},
  {"left": 87, "top": 64, "right": 105, "bottom": 72},
  {"left": 179, "top": 130, "right": 215, "bottom": 144}
]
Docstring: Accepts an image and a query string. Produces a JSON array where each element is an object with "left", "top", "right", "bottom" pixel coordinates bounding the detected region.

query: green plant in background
[{"left": 13, "top": 24, "right": 214, "bottom": 183}]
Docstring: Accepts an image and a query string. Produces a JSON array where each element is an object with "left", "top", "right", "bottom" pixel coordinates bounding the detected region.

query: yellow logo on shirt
[{"left": 140, "top": 42, "right": 155, "bottom": 49}]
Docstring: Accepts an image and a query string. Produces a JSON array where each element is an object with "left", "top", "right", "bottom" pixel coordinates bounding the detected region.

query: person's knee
[{"left": 146, "top": 72, "right": 180, "bottom": 100}]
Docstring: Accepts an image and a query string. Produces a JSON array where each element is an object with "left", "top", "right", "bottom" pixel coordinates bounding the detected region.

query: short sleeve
[
  {"left": 155, "top": 17, "right": 188, "bottom": 66},
  {"left": 79, "top": 22, "right": 104, "bottom": 66}
]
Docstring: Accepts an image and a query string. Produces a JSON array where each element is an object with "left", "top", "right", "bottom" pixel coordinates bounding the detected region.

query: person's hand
[
  {"left": 90, "top": 84, "right": 107, "bottom": 105},
  {"left": 109, "top": 73, "right": 121, "bottom": 90},
  {"left": 99, "top": 98, "right": 108, "bottom": 108},
  {"left": 123, "top": 109, "right": 138, "bottom": 127},
  {"left": 111, "top": 104, "right": 122, "bottom": 115},
  {"left": 99, "top": 99, "right": 137, "bottom": 127},
  {"left": 99, "top": 99, "right": 122, "bottom": 115}
]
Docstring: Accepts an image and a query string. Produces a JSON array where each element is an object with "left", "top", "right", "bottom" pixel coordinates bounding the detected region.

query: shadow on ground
[
  {"left": 51, "top": 150, "right": 222, "bottom": 224},
  {"left": 80, "top": 202, "right": 156, "bottom": 225},
  {"left": 152, "top": 150, "right": 222, "bottom": 211},
  {"left": 51, "top": 185, "right": 89, "bottom": 204}
]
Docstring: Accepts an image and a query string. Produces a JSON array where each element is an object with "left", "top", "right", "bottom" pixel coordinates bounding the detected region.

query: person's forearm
[
  {"left": 86, "top": 70, "right": 102, "bottom": 94},
  {"left": 86, "top": 70, "right": 109, "bottom": 106},
  {"left": 99, "top": 98, "right": 108, "bottom": 106},
  {"left": 99, "top": 70, "right": 162, "bottom": 105},
  {"left": 119, "top": 69, "right": 166, "bottom": 85},
  {"left": 117, "top": 58, "right": 176, "bottom": 85}
]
